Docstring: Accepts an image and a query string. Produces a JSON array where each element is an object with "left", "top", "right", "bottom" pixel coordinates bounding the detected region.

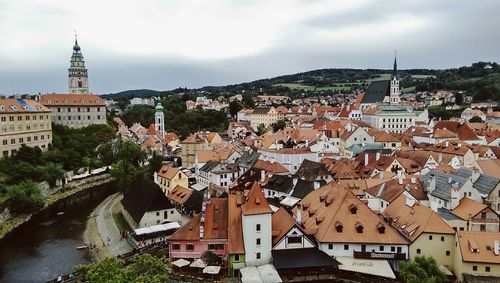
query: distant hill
[
  {"left": 102, "top": 89, "right": 160, "bottom": 99},
  {"left": 103, "top": 61, "right": 500, "bottom": 103}
]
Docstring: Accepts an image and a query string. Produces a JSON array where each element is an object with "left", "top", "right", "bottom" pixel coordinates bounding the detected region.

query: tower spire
[
  {"left": 392, "top": 50, "right": 398, "bottom": 80},
  {"left": 68, "top": 34, "right": 88, "bottom": 94}
]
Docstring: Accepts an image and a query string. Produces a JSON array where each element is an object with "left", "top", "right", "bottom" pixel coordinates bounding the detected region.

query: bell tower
[
  {"left": 389, "top": 51, "right": 401, "bottom": 105},
  {"left": 155, "top": 97, "right": 165, "bottom": 137},
  {"left": 68, "top": 35, "right": 89, "bottom": 94}
]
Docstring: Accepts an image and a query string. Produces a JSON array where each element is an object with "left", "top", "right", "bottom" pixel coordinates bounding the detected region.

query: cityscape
[{"left": 1, "top": 1, "right": 500, "bottom": 283}]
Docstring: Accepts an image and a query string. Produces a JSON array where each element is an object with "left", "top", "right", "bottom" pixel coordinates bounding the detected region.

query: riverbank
[
  {"left": 0, "top": 176, "right": 114, "bottom": 240},
  {"left": 83, "top": 192, "right": 133, "bottom": 262}
]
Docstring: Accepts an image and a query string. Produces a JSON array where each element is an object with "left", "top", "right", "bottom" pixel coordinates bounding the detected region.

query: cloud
[{"left": 0, "top": 0, "right": 499, "bottom": 94}]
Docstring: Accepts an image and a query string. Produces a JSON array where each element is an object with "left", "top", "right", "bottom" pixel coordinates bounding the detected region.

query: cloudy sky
[{"left": 0, "top": 0, "right": 499, "bottom": 94}]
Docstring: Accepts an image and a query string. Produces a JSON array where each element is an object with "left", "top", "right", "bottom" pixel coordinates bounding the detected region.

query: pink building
[{"left": 168, "top": 198, "right": 228, "bottom": 263}]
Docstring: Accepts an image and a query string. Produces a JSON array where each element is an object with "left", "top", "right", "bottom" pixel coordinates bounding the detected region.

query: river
[{"left": 0, "top": 184, "right": 114, "bottom": 283}]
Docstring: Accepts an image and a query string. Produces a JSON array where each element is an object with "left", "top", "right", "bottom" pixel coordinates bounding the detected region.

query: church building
[{"left": 40, "top": 36, "right": 106, "bottom": 128}]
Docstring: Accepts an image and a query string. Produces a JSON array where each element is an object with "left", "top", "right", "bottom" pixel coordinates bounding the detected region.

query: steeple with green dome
[
  {"left": 68, "top": 35, "right": 89, "bottom": 94},
  {"left": 154, "top": 96, "right": 165, "bottom": 137}
]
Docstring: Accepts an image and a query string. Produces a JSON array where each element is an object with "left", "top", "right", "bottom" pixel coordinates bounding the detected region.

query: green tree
[
  {"left": 6, "top": 180, "right": 46, "bottom": 214},
  {"left": 242, "top": 93, "right": 255, "bottom": 108},
  {"left": 111, "top": 141, "right": 145, "bottom": 192},
  {"left": 229, "top": 100, "right": 243, "bottom": 117},
  {"left": 202, "top": 250, "right": 219, "bottom": 266},
  {"left": 75, "top": 254, "right": 169, "bottom": 283},
  {"left": 256, "top": 123, "right": 267, "bottom": 136},
  {"left": 43, "top": 163, "right": 65, "bottom": 188},
  {"left": 469, "top": 115, "right": 483, "bottom": 123},
  {"left": 400, "top": 256, "right": 447, "bottom": 283},
  {"left": 149, "top": 152, "right": 164, "bottom": 177},
  {"left": 271, "top": 120, "right": 287, "bottom": 132}
]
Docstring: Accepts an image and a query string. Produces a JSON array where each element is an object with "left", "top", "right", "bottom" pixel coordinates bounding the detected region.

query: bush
[{"left": 6, "top": 181, "right": 46, "bottom": 214}]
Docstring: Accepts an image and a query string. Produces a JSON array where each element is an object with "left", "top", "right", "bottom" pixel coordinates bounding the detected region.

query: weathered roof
[
  {"left": 121, "top": 175, "right": 175, "bottom": 224},
  {"left": 451, "top": 197, "right": 489, "bottom": 220},
  {"left": 157, "top": 165, "right": 182, "bottom": 180},
  {"left": 253, "top": 160, "right": 289, "bottom": 174},
  {"left": 421, "top": 170, "right": 468, "bottom": 201},
  {"left": 383, "top": 194, "right": 455, "bottom": 242},
  {"left": 291, "top": 179, "right": 316, "bottom": 199},
  {"left": 272, "top": 248, "right": 339, "bottom": 270},
  {"left": 40, "top": 94, "right": 106, "bottom": 106},
  {"left": 237, "top": 150, "right": 261, "bottom": 169},
  {"left": 264, "top": 175, "right": 294, "bottom": 194},
  {"left": 457, "top": 231, "right": 500, "bottom": 264},
  {"left": 241, "top": 182, "right": 273, "bottom": 215},
  {"left": 167, "top": 185, "right": 193, "bottom": 205},
  {"left": 228, "top": 194, "right": 245, "bottom": 254},
  {"left": 361, "top": 80, "right": 390, "bottom": 104},
  {"left": 299, "top": 183, "right": 408, "bottom": 244},
  {"left": 454, "top": 168, "right": 500, "bottom": 195},
  {"left": 296, "top": 159, "right": 330, "bottom": 181}
]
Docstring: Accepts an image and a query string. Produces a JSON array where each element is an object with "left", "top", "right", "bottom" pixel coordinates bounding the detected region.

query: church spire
[{"left": 392, "top": 50, "right": 398, "bottom": 80}]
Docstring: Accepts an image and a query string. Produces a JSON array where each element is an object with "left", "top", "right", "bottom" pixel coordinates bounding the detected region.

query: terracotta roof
[
  {"left": 299, "top": 183, "right": 408, "bottom": 244},
  {"left": 375, "top": 132, "right": 404, "bottom": 142},
  {"left": 427, "top": 140, "right": 472, "bottom": 156},
  {"left": 253, "top": 160, "right": 289, "bottom": 174},
  {"left": 157, "top": 165, "right": 181, "bottom": 180},
  {"left": 433, "top": 128, "right": 458, "bottom": 139},
  {"left": 241, "top": 182, "right": 273, "bottom": 215},
  {"left": 434, "top": 120, "right": 479, "bottom": 141},
  {"left": 164, "top": 132, "right": 180, "bottom": 143},
  {"left": 228, "top": 194, "right": 245, "bottom": 254},
  {"left": 451, "top": 197, "right": 489, "bottom": 220},
  {"left": 167, "top": 185, "right": 193, "bottom": 205},
  {"left": 457, "top": 231, "right": 500, "bottom": 264},
  {"left": 321, "top": 158, "right": 360, "bottom": 179},
  {"left": 272, "top": 207, "right": 309, "bottom": 246},
  {"left": 169, "top": 213, "right": 201, "bottom": 241},
  {"left": 365, "top": 178, "right": 428, "bottom": 203},
  {"left": 0, "top": 98, "right": 51, "bottom": 113},
  {"left": 141, "top": 136, "right": 160, "bottom": 149},
  {"left": 476, "top": 159, "right": 500, "bottom": 178},
  {"left": 40, "top": 94, "right": 106, "bottom": 106},
  {"left": 383, "top": 194, "right": 455, "bottom": 242},
  {"left": 337, "top": 179, "right": 368, "bottom": 196}
]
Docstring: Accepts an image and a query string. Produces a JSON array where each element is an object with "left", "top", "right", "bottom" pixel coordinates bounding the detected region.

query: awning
[
  {"left": 203, "top": 266, "right": 221, "bottom": 274},
  {"left": 172, "top": 258, "right": 191, "bottom": 268},
  {"left": 272, "top": 248, "right": 339, "bottom": 270},
  {"left": 240, "top": 265, "right": 282, "bottom": 283},
  {"left": 190, "top": 258, "right": 207, "bottom": 268},
  {"left": 134, "top": 222, "right": 181, "bottom": 236},
  {"left": 336, "top": 256, "right": 395, "bottom": 279}
]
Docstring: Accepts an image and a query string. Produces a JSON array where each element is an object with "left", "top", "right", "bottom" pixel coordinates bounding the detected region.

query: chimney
[
  {"left": 428, "top": 174, "right": 436, "bottom": 193},
  {"left": 495, "top": 240, "right": 500, "bottom": 256},
  {"left": 364, "top": 153, "right": 369, "bottom": 166},
  {"left": 376, "top": 152, "right": 381, "bottom": 161},
  {"left": 261, "top": 170, "right": 266, "bottom": 182},
  {"left": 293, "top": 177, "right": 298, "bottom": 188},
  {"left": 305, "top": 139, "right": 309, "bottom": 148},
  {"left": 445, "top": 141, "right": 449, "bottom": 148},
  {"left": 296, "top": 204, "right": 302, "bottom": 225},
  {"left": 472, "top": 168, "right": 480, "bottom": 183},
  {"left": 448, "top": 177, "right": 453, "bottom": 184}
]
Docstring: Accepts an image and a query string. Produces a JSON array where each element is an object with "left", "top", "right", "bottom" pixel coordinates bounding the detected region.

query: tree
[
  {"left": 229, "top": 100, "right": 243, "bottom": 117},
  {"left": 75, "top": 254, "right": 169, "bottom": 283},
  {"left": 256, "top": 123, "right": 267, "bottom": 136},
  {"left": 6, "top": 180, "right": 46, "bottom": 214},
  {"left": 469, "top": 115, "right": 483, "bottom": 123},
  {"left": 454, "top": 92, "right": 463, "bottom": 105},
  {"left": 43, "top": 163, "right": 65, "bottom": 188},
  {"left": 400, "top": 256, "right": 447, "bottom": 283},
  {"left": 202, "top": 250, "right": 219, "bottom": 266},
  {"left": 271, "top": 120, "right": 287, "bottom": 132},
  {"left": 149, "top": 152, "right": 164, "bottom": 177}
]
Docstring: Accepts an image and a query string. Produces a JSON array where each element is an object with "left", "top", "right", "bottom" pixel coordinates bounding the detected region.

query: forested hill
[{"left": 103, "top": 61, "right": 500, "bottom": 103}]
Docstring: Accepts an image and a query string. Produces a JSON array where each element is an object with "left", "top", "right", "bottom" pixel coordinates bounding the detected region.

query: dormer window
[
  {"left": 377, "top": 222, "right": 386, "bottom": 234},
  {"left": 335, "top": 221, "right": 343, "bottom": 233},
  {"left": 349, "top": 204, "right": 358, "bottom": 214},
  {"left": 355, "top": 222, "right": 364, "bottom": 233},
  {"left": 47, "top": 100, "right": 52, "bottom": 104}
]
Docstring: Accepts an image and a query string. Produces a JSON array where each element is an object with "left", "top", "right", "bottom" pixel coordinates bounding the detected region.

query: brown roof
[
  {"left": 434, "top": 120, "right": 480, "bottom": 141},
  {"left": 457, "top": 231, "right": 500, "bottom": 264},
  {"left": 427, "top": 140, "right": 472, "bottom": 156},
  {"left": 383, "top": 194, "right": 455, "bottom": 242},
  {"left": 253, "top": 160, "right": 289, "bottom": 174},
  {"left": 365, "top": 178, "right": 428, "bottom": 203},
  {"left": 451, "top": 197, "right": 489, "bottom": 220},
  {"left": 375, "top": 132, "right": 404, "bottom": 142},
  {"left": 157, "top": 165, "right": 181, "bottom": 180},
  {"left": 241, "top": 182, "right": 273, "bottom": 215},
  {"left": 228, "top": 194, "right": 245, "bottom": 254},
  {"left": 203, "top": 198, "right": 228, "bottom": 239},
  {"left": 40, "top": 94, "right": 106, "bottom": 106},
  {"left": 145, "top": 124, "right": 159, "bottom": 135},
  {"left": 433, "top": 128, "right": 458, "bottom": 139},
  {"left": 321, "top": 158, "right": 361, "bottom": 179},
  {"left": 299, "top": 183, "right": 408, "bottom": 244},
  {"left": 476, "top": 159, "right": 500, "bottom": 178},
  {"left": 164, "top": 132, "right": 180, "bottom": 143},
  {"left": 272, "top": 207, "right": 311, "bottom": 246},
  {"left": 167, "top": 185, "right": 193, "bottom": 205},
  {"left": 0, "top": 98, "right": 51, "bottom": 113},
  {"left": 169, "top": 214, "right": 201, "bottom": 241}
]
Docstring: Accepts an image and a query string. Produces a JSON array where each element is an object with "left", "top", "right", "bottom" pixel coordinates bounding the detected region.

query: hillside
[{"left": 104, "top": 62, "right": 500, "bottom": 103}]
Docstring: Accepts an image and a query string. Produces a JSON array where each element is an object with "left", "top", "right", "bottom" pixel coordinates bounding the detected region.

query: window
[
  {"left": 472, "top": 266, "right": 477, "bottom": 271},
  {"left": 256, "top": 253, "right": 261, "bottom": 260},
  {"left": 344, "top": 244, "right": 349, "bottom": 250},
  {"left": 234, "top": 254, "right": 240, "bottom": 262},
  {"left": 446, "top": 251, "right": 450, "bottom": 256},
  {"left": 288, "top": 236, "right": 301, "bottom": 244},
  {"left": 480, "top": 224, "right": 486, "bottom": 231},
  {"left": 186, "top": 244, "right": 194, "bottom": 251},
  {"left": 429, "top": 235, "right": 433, "bottom": 240},
  {"left": 156, "top": 211, "right": 159, "bottom": 216},
  {"left": 172, "top": 244, "right": 180, "bottom": 250},
  {"left": 256, "top": 224, "right": 261, "bottom": 232},
  {"left": 416, "top": 249, "right": 421, "bottom": 254},
  {"left": 481, "top": 212, "right": 486, "bottom": 219},
  {"left": 485, "top": 266, "right": 490, "bottom": 272},
  {"left": 356, "top": 225, "right": 363, "bottom": 234},
  {"left": 391, "top": 246, "right": 395, "bottom": 252},
  {"left": 380, "top": 246, "right": 384, "bottom": 251},
  {"left": 328, "top": 244, "right": 333, "bottom": 250},
  {"left": 441, "top": 236, "right": 445, "bottom": 242},
  {"left": 256, "top": 238, "right": 261, "bottom": 246}
]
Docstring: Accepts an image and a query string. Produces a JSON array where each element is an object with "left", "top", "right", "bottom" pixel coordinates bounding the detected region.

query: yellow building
[
  {"left": 383, "top": 194, "right": 456, "bottom": 271},
  {"left": 180, "top": 131, "right": 222, "bottom": 167},
  {"left": 0, "top": 98, "right": 52, "bottom": 158},
  {"left": 453, "top": 231, "right": 500, "bottom": 282},
  {"left": 250, "top": 107, "right": 278, "bottom": 131},
  {"left": 156, "top": 165, "right": 189, "bottom": 195}
]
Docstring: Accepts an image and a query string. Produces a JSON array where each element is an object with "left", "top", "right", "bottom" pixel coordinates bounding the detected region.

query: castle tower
[
  {"left": 155, "top": 98, "right": 165, "bottom": 137},
  {"left": 68, "top": 35, "right": 89, "bottom": 94},
  {"left": 389, "top": 52, "right": 401, "bottom": 105}
]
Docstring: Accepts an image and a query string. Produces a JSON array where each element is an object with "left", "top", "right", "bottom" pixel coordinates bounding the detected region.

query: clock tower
[{"left": 68, "top": 36, "right": 89, "bottom": 94}]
